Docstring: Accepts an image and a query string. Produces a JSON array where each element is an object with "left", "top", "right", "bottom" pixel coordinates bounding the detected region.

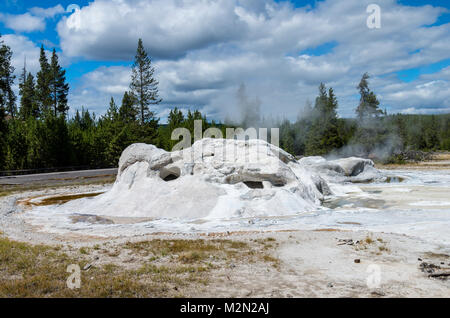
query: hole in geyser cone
[
  {"left": 163, "top": 174, "right": 179, "bottom": 182},
  {"left": 270, "top": 181, "right": 285, "bottom": 187},
  {"left": 244, "top": 181, "right": 264, "bottom": 189},
  {"left": 160, "top": 167, "right": 181, "bottom": 182}
]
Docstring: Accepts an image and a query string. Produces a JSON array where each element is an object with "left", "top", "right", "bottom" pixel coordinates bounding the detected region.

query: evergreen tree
[
  {"left": 130, "top": 39, "right": 162, "bottom": 125},
  {"left": 19, "top": 72, "right": 39, "bottom": 120},
  {"left": 36, "top": 46, "right": 52, "bottom": 116},
  {"left": 356, "top": 73, "right": 383, "bottom": 119},
  {"left": 168, "top": 107, "right": 184, "bottom": 130},
  {"left": 280, "top": 120, "right": 295, "bottom": 155},
  {"left": 104, "top": 97, "right": 119, "bottom": 121},
  {"left": 425, "top": 115, "right": 439, "bottom": 150},
  {"left": 0, "top": 104, "right": 7, "bottom": 169},
  {"left": 315, "top": 83, "right": 328, "bottom": 116},
  {"left": 353, "top": 73, "right": 388, "bottom": 156},
  {"left": 393, "top": 114, "right": 407, "bottom": 150},
  {"left": 0, "top": 35, "right": 16, "bottom": 118},
  {"left": 119, "top": 92, "right": 138, "bottom": 123},
  {"left": 41, "top": 115, "right": 72, "bottom": 167},
  {"left": 323, "top": 87, "right": 343, "bottom": 150},
  {"left": 166, "top": 107, "right": 185, "bottom": 149},
  {"left": 305, "top": 84, "right": 343, "bottom": 155},
  {"left": 49, "top": 49, "right": 69, "bottom": 117},
  {"left": 326, "top": 87, "right": 338, "bottom": 118}
]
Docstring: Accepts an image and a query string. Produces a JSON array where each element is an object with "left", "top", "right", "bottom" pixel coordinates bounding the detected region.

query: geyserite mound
[{"left": 76, "top": 139, "right": 329, "bottom": 219}]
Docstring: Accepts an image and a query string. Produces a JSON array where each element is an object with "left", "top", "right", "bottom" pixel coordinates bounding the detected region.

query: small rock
[
  {"left": 83, "top": 264, "right": 92, "bottom": 271},
  {"left": 371, "top": 290, "right": 386, "bottom": 297},
  {"left": 418, "top": 258, "right": 422, "bottom": 262},
  {"left": 441, "top": 262, "right": 445, "bottom": 265},
  {"left": 327, "top": 282, "right": 334, "bottom": 288},
  {"left": 230, "top": 263, "right": 236, "bottom": 269},
  {"left": 174, "top": 286, "right": 178, "bottom": 291},
  {"left": 354, "top": 259, "right": 361, "bottom": 264}
]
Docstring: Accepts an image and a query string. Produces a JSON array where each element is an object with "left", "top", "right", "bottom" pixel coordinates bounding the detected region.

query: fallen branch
[{"left": 428, "top": 272, "right": 450, "bottom": 279}]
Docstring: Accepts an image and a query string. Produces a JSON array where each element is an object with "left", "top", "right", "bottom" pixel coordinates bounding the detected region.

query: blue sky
[{"left": 1, "top": 0, "right": 450, "bottom": 120}]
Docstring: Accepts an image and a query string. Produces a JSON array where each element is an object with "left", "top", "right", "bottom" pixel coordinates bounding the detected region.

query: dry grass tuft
[{"left": 0, "top": 236, "right": 279, "bottom": 298}]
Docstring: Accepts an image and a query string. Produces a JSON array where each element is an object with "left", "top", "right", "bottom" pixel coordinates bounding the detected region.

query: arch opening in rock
[
  {"left": 160, "top": 167, "right": 181, "bottom": 182},
  {"left": 243, "top": 181, "right": 264, "bottom": 189},
  {"left": 270, "top": 181, "right": 285, "bottom": 187}
]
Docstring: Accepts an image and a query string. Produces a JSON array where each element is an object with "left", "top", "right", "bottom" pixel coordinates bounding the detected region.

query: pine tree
[
  {"left": 130, "top": 39, "right": 162, "bottom": 125},
  {"left": 18, "top": 60, "right": 27, "bottom": 113},
  {"left": 0, "top": 104, "right": 7, "bottom": 169},
  {"left": 49, "top": 49, "right": 69, "bottom": 117},
  {"left": 305, "top": 84, "right": 343, "bottom": 155},
  {"left": 104, "top": 97, "right": 119, "bottom": 121},
  {"left": 19, "top": 71, "right": 39, "bottom": 120},
  {"left": 36, "top": 46, "right": 52, "bottom": 116},
  {"left": 119, "top": 92, "right": 138, "bottom": 123},
  {"left": 0, "top": 35, "right": 17, "bottom": 118},
  {"left": 356, "top": 73, "right": 383, "bottom": 119},
  {"left": 315, "top": 83, "right": 328, "bottom": 116},
  {"left": 168, "top": 107, "right": 184, "bottom": 130},
  {"left": 165, "top": 107, "right": 185, "bottom": 149},
  {"left": 425, "top": 115, "right": 439, "bottom": 150},
  {"left": 323, "top": 87, "right": 342, "bottom": 150},
  {"left": 326, "top": 87, "right": 338, "bottom": 119}
]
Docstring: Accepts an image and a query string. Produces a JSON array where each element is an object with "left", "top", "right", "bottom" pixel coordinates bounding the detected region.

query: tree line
[
  {"left": 0, "top": 36, "right": 218, "bottom": 171},
  {"left": 1, "top": 33, "right": 449, "bottom": 171},
  {"left": 278, "top": 73, "right": 450, "bottom": 162}
]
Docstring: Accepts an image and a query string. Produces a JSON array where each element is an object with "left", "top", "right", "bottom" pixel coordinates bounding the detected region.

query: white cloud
[
  {"left": 57, "top": 0, "right": 450, "bottom": 118},
  {"left": 29, "top": 5, "right": 65, "bottom": 18},
  {"left": 382, "top": 77, "right": 450, "bottom": 113},
  {"left": 0, "top": 5, "right": 65, "bottom": 33},
  {"left": 0, "top": 12, "right": 45, "bottom": 32},
  {"left": 57, "top": 0, "right": 247, "bottom": 60},
  {"left": 2, "top": 34, "right": 46, "bottom": 74},
  {"left": 68, "top": 66, "right": 131, "bottom": 115}
]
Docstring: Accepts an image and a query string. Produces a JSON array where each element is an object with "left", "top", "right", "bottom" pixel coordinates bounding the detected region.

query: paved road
[{"left": 0, "top": 168, "right": 118, "bottom": 186}]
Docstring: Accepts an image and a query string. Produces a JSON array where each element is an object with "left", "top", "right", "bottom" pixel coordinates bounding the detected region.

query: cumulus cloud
[
  {"left": 0, "top": 12, "right": 45, "bottom": 32},
  {"left": 29, "top": 5, "right": 65, "bottom": 19},
  {"left": 56, "top": 0, "right": 450, "bottom": 118},
  {"left": 1, "top": 34, "right": 47, "bottom": 74},
  {"left": 68, "top": 66, "right": 131, "bottom": 115},
  {"left": 382, "top": 75, "right": 450, "bottom": 114},
  {"left": 57, "top": 0, "right": 248, "bottom": 60},
  {"left": 0, "top": 4, "right": 65, "bottom": 33}
]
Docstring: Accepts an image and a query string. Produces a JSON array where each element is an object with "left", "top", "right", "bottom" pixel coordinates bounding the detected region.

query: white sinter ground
[{"left": 20, "top": 139, "right": 450, "bottom": 248}]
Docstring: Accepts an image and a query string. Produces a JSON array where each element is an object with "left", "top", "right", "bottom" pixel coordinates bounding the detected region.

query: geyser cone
[{"left": 74, "top": 139, "right": 328, "bottom": 220}]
